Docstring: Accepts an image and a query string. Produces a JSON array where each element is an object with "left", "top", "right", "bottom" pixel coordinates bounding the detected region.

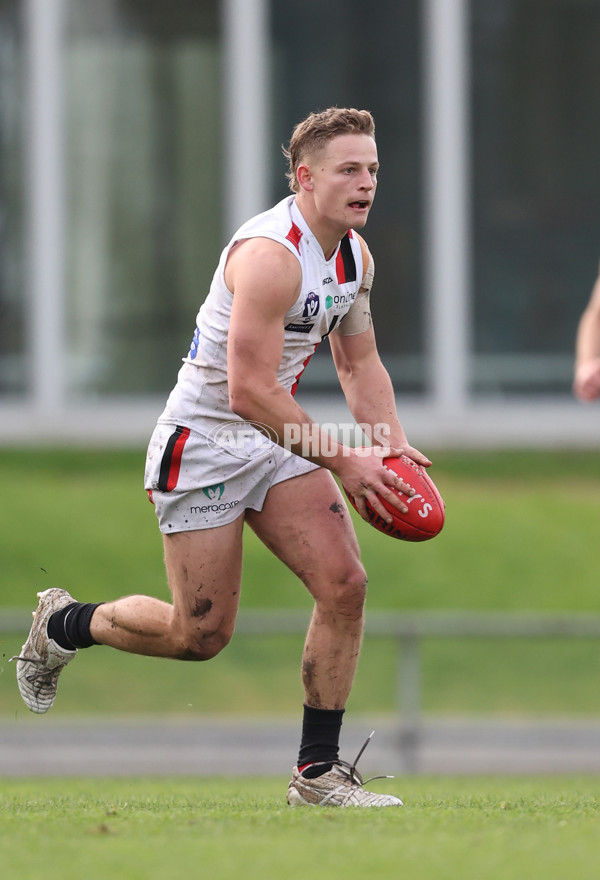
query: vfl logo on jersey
[
  {"left": 302, "top": 292, "right": 320, "bottom": 319},
  {"left": 202, "top": 483, "right": 225, "bottom": 500}
]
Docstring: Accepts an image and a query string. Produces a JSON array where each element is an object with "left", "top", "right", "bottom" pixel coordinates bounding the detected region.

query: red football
[{"left": 344, "top": 455, "right": 445, "bottom": 542}]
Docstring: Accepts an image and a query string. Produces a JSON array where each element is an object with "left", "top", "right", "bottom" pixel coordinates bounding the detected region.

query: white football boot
[
  {"left": 287, "top": 732, "right": 403, "bottom": 807},
  {"left": 11, "top": 588, "right": 77, "bottom": 714}
]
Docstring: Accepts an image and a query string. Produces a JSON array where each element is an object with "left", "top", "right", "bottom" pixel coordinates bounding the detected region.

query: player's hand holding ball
[{"left": 341, "top": 446, "right": 445, "bottom": 542}]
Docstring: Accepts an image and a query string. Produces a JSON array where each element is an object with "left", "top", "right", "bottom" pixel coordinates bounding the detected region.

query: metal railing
[
  {"left": 4, "top": 608, "right": 600, "bottom": 772},
  {"left": 237, "top": 610, "right": 600, "bottom": 770}
]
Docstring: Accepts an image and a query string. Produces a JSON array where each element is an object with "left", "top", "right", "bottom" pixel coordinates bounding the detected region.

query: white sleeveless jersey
[{"left": 159, "top": 195, "right": 364, "bottom": 428}]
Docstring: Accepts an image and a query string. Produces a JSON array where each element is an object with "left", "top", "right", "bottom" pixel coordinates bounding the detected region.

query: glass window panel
[
  {"left": 270, "top": 0, "right": 424, "bottom": 393},
  {"left": 0, "top": 0, "right": 25, "bottom": 395},
  {"left": 65, "top": 0, "right": 221, "bottom": 396},
  {"left": 471, "top": 0, "right": 600, "bottom": 395}
]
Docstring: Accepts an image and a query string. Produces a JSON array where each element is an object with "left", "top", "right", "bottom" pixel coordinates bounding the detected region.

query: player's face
[{"left": 302, "top": 133, "right": 379, "bottom": 232}]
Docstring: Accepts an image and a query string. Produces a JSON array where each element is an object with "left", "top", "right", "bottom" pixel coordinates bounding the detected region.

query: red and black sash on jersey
[
  {"left": 285, "top": 222, "right": 357, "bottom": 284},
  {"left": 289, "top": 232, "right": 358, "bottom": 395},
  {"left": 335, "top": 232, "right": 357, "bottom": 284}
]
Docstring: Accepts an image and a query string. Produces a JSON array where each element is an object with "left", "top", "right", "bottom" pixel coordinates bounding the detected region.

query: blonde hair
[{"left": 282, "top": 107, "right": 376, "bottom": 193}]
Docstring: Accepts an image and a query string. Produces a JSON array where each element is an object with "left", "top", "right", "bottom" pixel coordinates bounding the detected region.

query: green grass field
[
  {"left": 2, "top": 450, "right": 600, "bottom": 880},
  {"left": 1, "top": 448, "right": 600, "bottom": 718},
  {"left": 1, "top": 776, "right": 600, "bottom": 880}
]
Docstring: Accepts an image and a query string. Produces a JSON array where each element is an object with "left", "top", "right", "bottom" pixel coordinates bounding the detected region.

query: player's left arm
[
  {"left": 330, "top": 234, "right": 430, "bottom": 467},
  {"left": 330, "top": 327, "right": 429, "bottom": 467}
]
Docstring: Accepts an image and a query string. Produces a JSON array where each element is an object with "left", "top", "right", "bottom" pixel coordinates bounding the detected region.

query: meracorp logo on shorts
[
  {"left": 202, "top": 483, "right": 225, "bottom": 500},
  {"left": 191, "top": 483, "right": 241, "bottom": 515},
  {"left": 190, "top": 499, "right": 241, "bottom": 515},
  {"left": 207, "top": 420, "right": 280, "bottom": 459}
]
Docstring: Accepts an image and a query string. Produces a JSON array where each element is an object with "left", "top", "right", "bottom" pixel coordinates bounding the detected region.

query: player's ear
[{"left": 297, "top": 163, "right": 314, "bottom": 192}]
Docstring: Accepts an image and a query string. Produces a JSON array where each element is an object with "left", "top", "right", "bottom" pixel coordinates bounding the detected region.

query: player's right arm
[
  {"left": 574, "top": 269, "right": 600, "bottom": 401},
  {"left": 225, "top": 236, "right": 312, "bottom": 438}
]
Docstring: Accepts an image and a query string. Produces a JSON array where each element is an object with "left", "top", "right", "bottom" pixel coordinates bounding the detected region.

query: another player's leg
[
  {"left": 13, "top": 515, "right": 245, "bottom": 713},
  {"left": 246, "top": 468, "right": 402, "bottom": 807}
]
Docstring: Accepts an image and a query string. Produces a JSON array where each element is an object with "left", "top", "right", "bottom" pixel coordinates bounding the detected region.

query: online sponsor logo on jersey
[
  {"left": 302, "top": 291, "right": 320, "bottom": 319},
  {"left": 207, "top": 420, "right": 280, "bottom": 459},
  {"left": 326, "top": 291, "right": 356, "bottom": 309}
]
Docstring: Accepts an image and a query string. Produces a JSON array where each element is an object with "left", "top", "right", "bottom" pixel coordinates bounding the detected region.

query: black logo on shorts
[{"left": 190, "top": 499, "right": 240, "bottom": 515}]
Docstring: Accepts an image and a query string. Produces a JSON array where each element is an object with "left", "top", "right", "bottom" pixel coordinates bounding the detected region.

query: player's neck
[{"left": 294, "top": 196, "right": 346, "bottom": 262}]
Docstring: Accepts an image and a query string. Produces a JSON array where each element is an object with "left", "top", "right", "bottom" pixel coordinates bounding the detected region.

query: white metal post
[
  {"left": 423, "top": 0, "right": 471, "bottom": 411},
  {"left": 221, "top": 0, "right": 270, "bottom": 237},
  {"left": 25, "top": 0, "right": 66, "bottom": 413}
]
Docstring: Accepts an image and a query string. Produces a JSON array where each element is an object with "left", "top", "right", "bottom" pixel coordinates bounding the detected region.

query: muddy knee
[
  {"left": 175, "top": 621, "right": 233, "bottom": 661},
  {"left": 315, "top": 563, "right": 368, "bottom": 619}
]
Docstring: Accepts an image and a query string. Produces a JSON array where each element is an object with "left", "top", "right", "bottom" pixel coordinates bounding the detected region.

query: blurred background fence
[
  {"left": 4, "top": 607, "right": 600, "bottom": 773},
  {"left": 1, "top": 0, "right": 600, "bottom": 446}
]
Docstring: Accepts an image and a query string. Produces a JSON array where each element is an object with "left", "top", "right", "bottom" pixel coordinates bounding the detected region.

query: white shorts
[{"left": 144, "top": 420, "right": 319, "bottom": 534}]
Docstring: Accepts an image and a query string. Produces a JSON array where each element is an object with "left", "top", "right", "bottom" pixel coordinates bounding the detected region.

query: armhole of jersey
[
  {"left": 223, "top": 234, "right": 301, "bottom": 295},
  {"left": 228, "top": 233, "right": 301, "bottom": 260}
]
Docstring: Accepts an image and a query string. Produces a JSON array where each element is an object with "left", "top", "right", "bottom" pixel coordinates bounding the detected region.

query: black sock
[
  {"left": 297, "top": 704, "right": 345, "bottom": 777},
  {"left": 47, "top": 602, "right": 103, "bottom": 650}
]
